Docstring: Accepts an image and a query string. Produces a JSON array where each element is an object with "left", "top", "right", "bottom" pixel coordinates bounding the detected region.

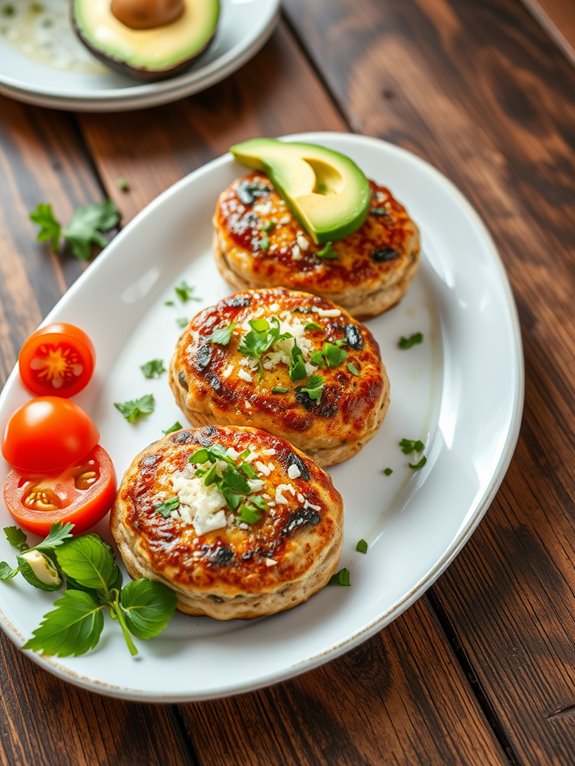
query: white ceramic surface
[
  {"left": 0, "top": 0, "right": 280, "bottom": 111},
  {"left": 0, "top": 133, "right": 524, "bottom": 701}
]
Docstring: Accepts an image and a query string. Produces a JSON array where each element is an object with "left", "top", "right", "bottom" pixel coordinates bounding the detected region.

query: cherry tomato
[
  {"left": 18, "top": 322, "right": 95, "bottom": 398},
  {"left": 3, "top": 445, "right": 116, "bottom": 536},
  {"left": 2, "top": 397, "right": 99, "bottom": 473}
]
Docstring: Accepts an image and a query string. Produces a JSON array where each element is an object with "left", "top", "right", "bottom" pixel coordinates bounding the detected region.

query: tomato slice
[
  {"left": 3, "top": 445, "right": 117, "bottom": 536},
  {"left": 18, "top": 322, "right": 95, "bottom": 398},
  {"left": 2, "top": 396, "right": 99, "bottom": 473}
]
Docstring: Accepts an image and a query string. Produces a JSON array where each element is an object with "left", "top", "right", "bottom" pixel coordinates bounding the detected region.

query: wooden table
[{"left": 1, "top": 1, "right": 574, "bottom": 763}]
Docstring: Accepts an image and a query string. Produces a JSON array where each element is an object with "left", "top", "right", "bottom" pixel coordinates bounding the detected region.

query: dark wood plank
[
  {"left": 521, "top": 0, "right": 575, "bottom": 64},
  {"left": 282, "top": 0, "right": 575, "bottom": 761},
  {"left": 182, "top": 600, "right": 507, "bottom": 765}
]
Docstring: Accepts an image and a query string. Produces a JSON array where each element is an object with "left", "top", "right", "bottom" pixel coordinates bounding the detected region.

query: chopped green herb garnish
[
  {"left": 304, "top": 322, "right": 323, "bottom": 331},
  {"left": 370, "top": 207, "right": 389, "bottom": 216},
  {"left": 299, "top": 374, "right": 325, "bottom": 401},
  {"left": 398, "top": 332, "right": 424, "bottom": 349},
  {"left": 164, "top": 299, "right": 175, "bottom": 307},
  {"left": 409, "top": 456, "right": 427, "bottom": 471},
  {"left": 30, "top": 3, "right": 44, "bottom": 13},
  {"left": 163, "top": 421, "right": 183, "bottom": 435},
  {"left": 356, "top": 539, "right": 368, "bottom": 554},
  {"left": 114, "top": 394, "right": 155, "bottom": 424},
  {"left": 116, "top": 177, "right": 130, "bottom": 192},
  {"left": 328, "top": 567, "right": 351, "bottom": 586},
  {"left": 263, "top": 220, "right": 276, "bottom": 234},
  {"left": 237, "top": 504, "right": 263, "bottom": 525},
  {"left": 289, "top": 344, "right": 307, "bottom": 381},
  {"left": 272, "top": 386, "right": 290, "bottom": 394},
  {"left": 399, "top": 438, "right": 425, "bottom": 454},
  {"left": 154, "top": 497, "right": 181, "bottom": 517},
  {"left": 315, "top": 242, "right": 338, "bottom": 260},
  {"left": 2, "top": 4, "right": 14, "bottom": 16},
  {"left": 174, "top": 280, "right": 201, "bottom": 303},
  {"left": 140, "top": 358, "right": 166, "bottom": 379},
  {"left": 347, "top": 362, "right": 360, "bottom": 376},
  {"left": 383, "top": 467, "right": 393, "bottom": 476},
  {"left": 176, "top": 317, "right": 189, "bottom": 328},
  {"left": 258, "top": 236, "right": 270, "bottom": 252},
  {"left": 209, "top": 322, "right": 236, "bottom": 346},
  {"left": 310, "top": 342, "right": 348, "bottom": 369},
  {"left": 238, "top": 316, "right": 290, "bottom": 380}
]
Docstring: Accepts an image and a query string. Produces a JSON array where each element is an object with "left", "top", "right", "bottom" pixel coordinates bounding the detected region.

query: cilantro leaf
[
  {"left": 328, "top": 567, "right": 351, "bottom": 586},
  {"left": 356, "top": 539, "right": 369, "bottom": 554},
  {"left": 399, "top": 438, "right": 425, "bottom": 454},
  {"left": 23, "top": 590, "right": 104, "bottom": 657},
  {"left": 174, "top": 281, "right": 201, "bottom": 303},
  {"left": 237, "top": 504, "right": 263, "bottom": 524},
  {"left": 29, "top": 203, "right": 62, "bottom": 251},
  {"left": 347, "top": 362, "right": 360, "bottom": 376},
  {"left": 208, "top": 322, "right": 236, "bottom": 346},
  {"left": 55, "top": 535, "right": 119, "bottom": 593},
  {"left": 299, "top": 374, "right": 325, "bottom": 402},
  {"left": 310, "top": 342, "right": 348, "bottom": 369},
  {"left": 4, "top": 526, "right": 28, "bottom": 552},
  {"left": 382, "top": 467, "right": 393, "bottom": 476},
  {"left": 154, "top": 497, "right": 180, "bottom": 518},
  {"left": 62, "top": 200, "right": 121, "bottom": 261},
  {"left": 140, "top": 359, "right": 166, "bottom": 379},
  {"left": 398, "top": 332, "right": 424, "bottom": 350},
  {"left": 119, "top": 579, "right": 177, "bottom": 640},
  {"left": 0, "top": 562, "right": 18, "bottom": 581},
  {"left": 289, "top": 344, "right": 307, "bottom": 381},
  {"left": 33, "top": 522, "right": 74, "bottom": 552},
  {"left": 114, "top": 394, "right": 155, "bottom": 424},
  {"left": 238, "top": 317, "right": 289, "bottom": 380}
]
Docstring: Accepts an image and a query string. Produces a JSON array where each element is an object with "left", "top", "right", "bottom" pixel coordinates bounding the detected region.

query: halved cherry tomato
[
  {"left": 3, "top": 445, "right": 116, "bottom": 536},
  {"left": 2, "top": 397, "right": 99, "bottom": 473},
  {"left": 18, "top": 322, "right": 95, "bottom": 398}
]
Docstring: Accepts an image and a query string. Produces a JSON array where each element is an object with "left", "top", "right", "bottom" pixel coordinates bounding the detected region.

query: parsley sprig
[
  {"left": 1, "top": 524, "right": 177, "bottom": 656},
  {"left": 29, "top": 200, "right": 121, "bottom": 261},
  {"left": 238, "top": 317, "right": 291, "bottom": 380}
]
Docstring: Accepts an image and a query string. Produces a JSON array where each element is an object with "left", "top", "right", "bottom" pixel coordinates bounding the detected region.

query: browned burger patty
[
  {"left": 213, "top": 171, "right": 420, "bottom": 318},
  {"left": 169, "top": 288, "right": 389, "bottom": 467},
  {"left": 110, "top": 425, "right": 344, "bottom": 620}
]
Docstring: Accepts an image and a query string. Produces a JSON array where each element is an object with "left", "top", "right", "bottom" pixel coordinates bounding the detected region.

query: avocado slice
[
  {"left": 230, "top": 138, "right": 371, "bottom": 244},
  {"left": 71, "top": 0, "right": 220, "bottom": 82}
]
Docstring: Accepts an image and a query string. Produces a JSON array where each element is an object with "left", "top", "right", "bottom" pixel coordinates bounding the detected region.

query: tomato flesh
[
  {"left": 2, "top": 396, "right": 99, "bottom": 473},
  {"left": 19, "top": 322, "right": 95, "bottom": 398},
  {"left": 3, "top": 445, "right": 117, "bottom": 536}
]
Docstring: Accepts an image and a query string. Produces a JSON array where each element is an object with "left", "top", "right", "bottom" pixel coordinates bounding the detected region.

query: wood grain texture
[
  {"left": 182, "top": 600, "right": 506, "bottom": 765},
  {"left": 521, "top": 0, "right": 575, "bottom": 64},
  {"left": 283, "top": 0, "right": 575, "bottom": 761}
]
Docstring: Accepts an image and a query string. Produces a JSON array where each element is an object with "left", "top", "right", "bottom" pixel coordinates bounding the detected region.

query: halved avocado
[
  {"left": 71, "top": 0, "right": 220, "bottom": 82},
  {"left": 230, "top": 138, "right": 371, "bottom": 244}
]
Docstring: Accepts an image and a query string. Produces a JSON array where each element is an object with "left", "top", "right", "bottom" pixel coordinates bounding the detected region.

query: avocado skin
[
  {"left": 230, "top": 138, "right": 371, "bottom": 244},
  {"left": 71, "top": 0, "right": 220, "bottom": 82}
]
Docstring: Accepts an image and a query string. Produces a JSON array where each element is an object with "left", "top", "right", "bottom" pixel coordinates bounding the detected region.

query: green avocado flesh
[
  {"left": 230, "top": 138, "right": 371, "bottom": 244},
  {"left": 72, "top": 0, "right": 220, "bottom": 81}
]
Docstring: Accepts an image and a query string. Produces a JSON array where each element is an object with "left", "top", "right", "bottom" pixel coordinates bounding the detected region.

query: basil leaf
[
  {"left": 23, "top": 590, "right": 104, "bottom": 657},
  {"left": 55, "top": 535, "right": 119, "bottom": 592},
  {"left": 119, "top": 579, "right": 177, "bottom": 640},
  {"left": 4, "top": 526, "right": 28, "bottom": 552}
]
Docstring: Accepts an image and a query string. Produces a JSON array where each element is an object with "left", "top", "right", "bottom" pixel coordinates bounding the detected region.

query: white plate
[
  {"left": 0, "top": 133, "right": 523, "bottom": 701},
  {"left": 0, "top": 0, "right": 280, "bottom": 111}
]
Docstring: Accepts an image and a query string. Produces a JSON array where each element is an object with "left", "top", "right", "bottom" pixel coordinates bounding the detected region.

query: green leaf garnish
[
  {"left": 370, "top": 207, "right": 389, "bottom": 216},
  {"left": 398, "top": 332, "right": 424, "bottom": 349},
  {"left": 4, "top": 526, "right": 28, "bottom": 552},
  {"left": 29, "top": 203, "right": 62, "bottom": 252},
  {"left": 316, "top": 242, "right": 338, "bottom": 260},
  {"left": 33, "top": 522, "right": 74, "bottom": 552},
  {"left": 154, "top": 497, "right": 181, "bottom": 518},
  {"left": 140, "top": 359, "right": 166, "bottom": 379},
  {"left": 304, "top": 322, "right": 323, "bottom": 331},
  {"left": 289, "top": 344, "right": 307, "bottom": 381},
  {"left": 272, "top": 386, "right": 290, "bottom": 394},
  {"left": 263, "top": 220, "right": 276, "bottom": 234},
  {"left": 310, "top": 342, "right": 348, "bottom": 369},
  {"left": 114, "top": 394, "right": 155, "bottom": 424},
  {"left": 119, "top": 579, "right": 177, "bottom": 640},
  {"left": 176, "top": 317, "right": 189, "bottom": 328},
  {"left": 55, "top": 535, "right": 119, "bottom": 593},
  {"left": 298, "top": 374, "right": 325, "bottom": 402},
  {"left": 62, "top": 200, "right": 121, "bottom": 261},
  {"left": 163, "top": 421, "right": 183, "bottom": 435},
  {"left": 258, "top": 236, "right": 270, "bottom": 252},
  {"left": 0, "top": 562, "right": 18, "bottom": 581},
  {"left": 238, "top": 316, "right": 290, "bottom": 380},
  {"left": 356, "top": 539, "right": 368, "bottom": 554},
  {"left": 347, "top": 362, "right": 360, "bottom": 376},
  {"left": 164, "top": 299, "right": 175, "bottom": 307},
  {"left": 328, "top": 568, "right": 351, "bottom": 586},
  {"left": 174, "top": 280, "right": 201, "bottom": 303},
  {"left": 382, "top": 467, "right": 393, "bottom": 476},
  {"left": 409, "top": 456, "right": 427, "bottom": 471},
  {"left": 237, "top": 503, "right": 263, "bottom": 525},
  {"left": 208, "top": 322, "right": 236, "bottom": 346},
  {"left": 116, "top": 177, "right": 130, "bottom": 192},
  {"left": 17, "top": 552, "right": 62, "bottom": 592},
  {"left": 23, "top": 590, "right": 105, "bottom": 657},
  {"left": 399, "top": 438, "right": 425, "bottom": 454}
]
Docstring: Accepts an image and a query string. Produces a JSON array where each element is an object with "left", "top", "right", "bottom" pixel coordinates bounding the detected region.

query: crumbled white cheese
[
  {"left": 222, "top": 363, "right": 234, "bottom": 379},
  {"left": 255, "top": 460, "right": 273, "bottom": 476},
  {"left": 296, "top": 234, "right": 310, "bottom": 251},
  {"left": 265, "top": 558, "right": 278, "bottom": 567},
  {"left": 279, "top": 214, "right": 291, "bottom": 224},
  {"left": 313, "top": 307, "right": 341, "bottom": 318},
  {"left": 261, "top": 448, "right": 276, "bottom": 456},
  {"left": 172, "top": 472, "right": 227, "bottom": 536},
  {"left": 303, "top": 498, "right": 322, "bottom": 512},
  {"left": 291, "top": 244, "right": 302, "bottom": 261},
  {"left": 305, "top": 362, "right": 318, "bottom": 377},
  {"left": 238, "top": 368, "right": 253, "bottom": 383},
  {"left": 226, "top": 447, "right": 240, "bottom": 460},
  {"left": 248, "top": 478, "right": 266, "bottom": 493},
  {"left": 287, "top": 464, "right": 302, "bottom": 480},
  {"left": 275, "top": 483, "right": 297, "bottom": 505},
  {"left": 256, "top": 201, "right": 272, "bottom": 216}
]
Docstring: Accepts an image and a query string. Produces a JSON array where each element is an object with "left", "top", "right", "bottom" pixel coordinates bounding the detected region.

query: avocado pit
[{"left": 111, "top": 0, "right": 184, "bottom": 30}]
